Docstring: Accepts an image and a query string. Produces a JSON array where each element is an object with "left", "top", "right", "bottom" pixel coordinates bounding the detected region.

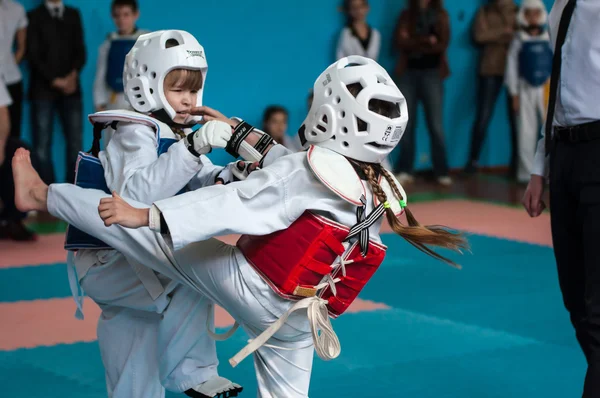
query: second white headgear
[{"left": 517, "top": 0, "right": 548, "bottom": 28}]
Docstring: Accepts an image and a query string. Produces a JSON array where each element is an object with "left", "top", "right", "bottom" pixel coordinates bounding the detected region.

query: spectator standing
[
  {"left": 393, "top": 0, "right": 452, "bottom": 186},
  {"left": 464, "top": 0, "right": 518, "bottom": 175},
  {"left": 27, "top": 0, "right": 86, "bottom": 184},
  {"left": 336, "top": 0, "right": 381, "bottom": 61}
]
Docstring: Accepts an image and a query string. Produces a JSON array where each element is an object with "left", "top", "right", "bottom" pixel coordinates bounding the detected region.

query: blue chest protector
[
  {"left": 519, "top": 39, "right": 553, "bottom": 87},
  {"left": 64, "top": 111, "right": 184, "bottom": 251},
  {"left": 105, "top": 36, "right": 138, "bottom": 92}
]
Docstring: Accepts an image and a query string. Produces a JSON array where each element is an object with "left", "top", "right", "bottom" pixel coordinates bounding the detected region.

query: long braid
[
  {"left": 359, "top": 163, "right": 469, "bottom": 268},
  {"left": 378, "top": 166, "right": 420, "bottom": 227},
  {"left": 361, "top": 164, "right": 387, "bottom": 204}
]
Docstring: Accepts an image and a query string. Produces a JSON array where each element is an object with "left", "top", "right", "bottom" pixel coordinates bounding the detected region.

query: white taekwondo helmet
[
  {"left": 123, "top": 30, "right": 208, "bottom": 124},
  {"left": 299, "top": 55, "right": 408, "bottom": 164}
]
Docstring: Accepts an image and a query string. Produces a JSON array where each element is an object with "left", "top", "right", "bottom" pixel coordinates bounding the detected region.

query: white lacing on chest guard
[{"left": 310, "top": 239, "right": 358, "bottom": 302}]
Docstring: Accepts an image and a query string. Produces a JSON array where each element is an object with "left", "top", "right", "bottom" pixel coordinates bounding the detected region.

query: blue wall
[{"left": 17, "top": 0, "right": 554, "bottom": 181}]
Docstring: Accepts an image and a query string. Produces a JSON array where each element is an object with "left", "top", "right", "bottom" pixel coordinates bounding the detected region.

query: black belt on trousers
[{"left": 554, "top": 121, "right": 600, "bottom": 143}]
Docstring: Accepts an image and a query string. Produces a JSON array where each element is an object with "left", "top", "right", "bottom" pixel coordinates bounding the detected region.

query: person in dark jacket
[
  {"left": 393, "top": 0, "right": 452, "bottom": 186},
  {"left": 27, "top": 0, "right": 86, "bottom": 184}
]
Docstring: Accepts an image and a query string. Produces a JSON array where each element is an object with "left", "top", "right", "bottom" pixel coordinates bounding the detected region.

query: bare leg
[{"left": 12, "top": 148, "right": 48, "bottom": 213}]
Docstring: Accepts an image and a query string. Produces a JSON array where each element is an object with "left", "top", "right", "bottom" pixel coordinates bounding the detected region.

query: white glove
[{"left": 186, "top": 120, "right": 232, "bottom": 156}]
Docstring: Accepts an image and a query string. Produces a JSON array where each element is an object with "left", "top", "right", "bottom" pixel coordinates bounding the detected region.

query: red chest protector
[{"left": 237, "top": 211, "right": 387, "bottom": 318}]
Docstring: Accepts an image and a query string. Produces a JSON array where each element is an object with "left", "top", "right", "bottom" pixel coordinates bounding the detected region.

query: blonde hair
[{"left": 164, "top": 69, "right": 203, "bottom": 91}]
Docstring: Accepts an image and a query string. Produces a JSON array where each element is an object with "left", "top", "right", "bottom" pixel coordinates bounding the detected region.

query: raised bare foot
[{"left": 12, "top": 148, "right": 49, "bottom": 213}]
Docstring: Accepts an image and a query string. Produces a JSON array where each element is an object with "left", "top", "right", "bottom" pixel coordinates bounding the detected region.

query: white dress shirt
[
  {"left": 533, "top": 0, "right": 600, "bottom": 177},
  {"left": 0, "top": 0, "right": 28, "bottom": 85}
]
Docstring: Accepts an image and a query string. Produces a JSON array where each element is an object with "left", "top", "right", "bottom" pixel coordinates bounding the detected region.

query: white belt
[{"left": 207, "top": 297, "right": 341, "bottom": 367}]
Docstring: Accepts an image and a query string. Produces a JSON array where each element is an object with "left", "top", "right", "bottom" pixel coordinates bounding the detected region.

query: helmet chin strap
[
  {"left": 151, "top": 108, "right": 197, "bottom": 130},
  {"left": 298, "top": 125, "right": 307, "bottom": 147}
]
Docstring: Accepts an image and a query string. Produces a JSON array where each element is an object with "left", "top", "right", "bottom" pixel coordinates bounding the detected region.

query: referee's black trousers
[{"left": 550, "top": 138, "right": 600, "bottom": 397}]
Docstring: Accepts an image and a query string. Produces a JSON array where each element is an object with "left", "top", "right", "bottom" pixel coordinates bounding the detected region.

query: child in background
[
  {"left": 505, "top": 0, "right": 552, "bottom": 183},
  {"left": 94, "top": 0, "right": 148, "bottom": 112},
  {"left": 261, "top": 105, "right": 301, "bottom": 151},
  {"left": 94, "top": 0, "right": 148, "bottom": 146},
  {"left": 336, "top": 0, "right": 381, "bottom": 61}
]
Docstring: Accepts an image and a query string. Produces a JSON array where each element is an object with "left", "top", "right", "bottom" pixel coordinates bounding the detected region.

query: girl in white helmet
[
  {"left": 22, "top": 29, "right": 255, "bottom": 398},
  {"left": 13, "top": 55, "right": 467, "bottom": 397},
  {"left": 505, "top": 0, "right": 552, "bottom": 183}
]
